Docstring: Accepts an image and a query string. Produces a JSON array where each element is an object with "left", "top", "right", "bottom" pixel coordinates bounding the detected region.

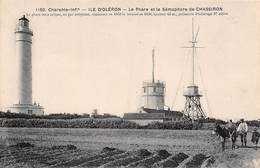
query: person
[
  {"left": 226, "top": 119, "right": 237, "bottom": 149},
  {"left": 251, "top": 128, "right": 260, "bottom": 150},
  {"left": 227, "top": 120, "right": 236, "bottom": 133},
  {"left": 237, "top": 119, "right": 248, "bottom": 147}
]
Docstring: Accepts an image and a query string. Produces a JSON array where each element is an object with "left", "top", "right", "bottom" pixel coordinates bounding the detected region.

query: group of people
[{"left": 225, "top": 119, "right": 260, "bottom": 150}]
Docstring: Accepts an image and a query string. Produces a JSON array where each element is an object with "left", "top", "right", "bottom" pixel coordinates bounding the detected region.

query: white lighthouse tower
[{"left": 7, "top": 15, "right": 44, "bottom": 115}]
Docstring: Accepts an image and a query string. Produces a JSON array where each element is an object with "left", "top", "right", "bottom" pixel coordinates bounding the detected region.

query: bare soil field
[
  {"left": 0, "top": 128, "right": 259, "bottom": 168},
  {"left": 0, "top": 128, "right": 218, "bottom": 155}
]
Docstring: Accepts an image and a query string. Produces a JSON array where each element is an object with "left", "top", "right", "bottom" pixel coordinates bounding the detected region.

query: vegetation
[
  {"left": 0, "top": 111, "right": 120, "bottom": 119},
  {"left": 0, "top": 117, "right": 209, "bottom": 129},
  {"left": 197, "top": 118, "right": 226, "bottom": 124},
  {"left": 144, "top": 121, "right": 194, "bottom": 130},
  {"left": 2, "top": 111, "right": 254, "bottom": 129},
  {"left": 0, "top": 118, "right": 140, "bottom": 129},
  {"left": 0, "top": 111, "right": 197, "bottom": 129},
  {"left": 245, "top": 120, "right": 260, "bottom": 127},
  {"left": 0, "top": 111, "right": 89, "bottom": 119}
]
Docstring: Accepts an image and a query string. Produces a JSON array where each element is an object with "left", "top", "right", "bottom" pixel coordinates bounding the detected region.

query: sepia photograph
[{"left": 0, "top": 0, "right": 260, "bottom": 167}]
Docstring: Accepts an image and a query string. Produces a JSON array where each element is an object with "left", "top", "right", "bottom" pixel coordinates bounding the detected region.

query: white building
[
  {"left": 6, "top": 15, "right": 44, "bottom": 115},
  {"left": 142, "top": 80, "right": 165, "bottom": 110},
  {"left": 123, "top": 49, "right": 184, "bottom": 125}
]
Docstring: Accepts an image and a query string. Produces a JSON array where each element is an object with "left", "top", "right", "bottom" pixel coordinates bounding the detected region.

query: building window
[
  {"left": 153, "top": 87, "right": 156, "bottom": 92},
  {"left": 143, "top": 87, "right": 146, "bottom": 93},
  {"left": 156, "top": 87, "right": 164, "bottom": 92}
]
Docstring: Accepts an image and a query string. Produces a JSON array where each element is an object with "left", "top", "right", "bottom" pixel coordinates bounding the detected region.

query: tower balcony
[
  {"left": 183, "top": 85, "right": 202, "bottom": 97},
  {"left": 142, "top": 80, "right": 165, "bottom": 87},
  {"left": 15, "top": 26, "right": 33, "bottom": 35}
]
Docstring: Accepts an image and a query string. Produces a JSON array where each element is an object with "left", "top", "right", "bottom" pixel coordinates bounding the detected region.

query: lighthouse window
[{"left": 21, "top": 20, "right": 28, "bottom": 27}]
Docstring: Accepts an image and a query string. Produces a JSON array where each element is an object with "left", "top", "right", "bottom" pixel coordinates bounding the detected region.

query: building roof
[
  {"left": 123, "top": 113, "right": 165, "bottom": 120},
  {"left": 138, "top": 108, "right": 184, "bottom": 118},
  {"left": 124, "top": 108, "right": 184, "bottom": 120},
  {"left": 164, "top": 111, "right": 183, "bottom": 118},
  {"left": 19, "top": 15, "right": 29, "bottom": 22},
  {"left": 140, "top": 108, "right": 180, "bottom": 114}
]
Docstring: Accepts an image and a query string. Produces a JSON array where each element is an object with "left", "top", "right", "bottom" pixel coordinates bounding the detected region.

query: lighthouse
[
  {"left": 16, "top": 15, "right": 33, "bottom": 105},
  {"left": 7, "top": 15, "right": 44, "bottom": 115}
]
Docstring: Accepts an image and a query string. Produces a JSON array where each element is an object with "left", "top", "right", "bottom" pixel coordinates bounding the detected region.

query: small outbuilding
[{"left": 123, "top": 107, "right": 184, "bottom": 126}]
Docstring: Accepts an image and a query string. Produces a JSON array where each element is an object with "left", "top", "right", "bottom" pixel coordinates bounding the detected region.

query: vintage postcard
[{"left": 0, "top": 0, "right": 259, "bottom": 167}]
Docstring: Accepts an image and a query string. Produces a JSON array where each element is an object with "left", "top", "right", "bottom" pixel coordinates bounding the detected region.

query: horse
[
  {"left": 214, "top": 124, "right": 230, "bottom": 151},
  {"left": 214, "top": 124, "right": 237, "bottom": 151}
]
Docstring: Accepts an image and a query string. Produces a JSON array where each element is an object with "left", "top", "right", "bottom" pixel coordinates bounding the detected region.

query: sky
[{"left": 0, "top": 0, "right": 260, "bottom": 120}]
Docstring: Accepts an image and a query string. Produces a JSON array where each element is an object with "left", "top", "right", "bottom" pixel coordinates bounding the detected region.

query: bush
[
  {"left": 0, "top": 112, "right": 227, "bottom": 130},
  {"left": 143, "top": 121, "right": 194, "bottom": 130},
  {"left": 246, "top": 120, "right": 260, "bottom": 127},
  {"left": 0, "top": 118, "right": 141, "bottom": 129},
  {"left": 0, "top": 111, "right": 89, "bottom": 119},
  {"left": 198, "top": 118, "right": 226, "bottom": 124},
  {"left": 0, "top": 118, "right": 197, "bottom": 129}
]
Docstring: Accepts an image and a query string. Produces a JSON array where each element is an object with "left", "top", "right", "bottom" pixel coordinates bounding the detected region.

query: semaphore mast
[{"left": 182, "top": 18, "right": 206, "bottom": 121}]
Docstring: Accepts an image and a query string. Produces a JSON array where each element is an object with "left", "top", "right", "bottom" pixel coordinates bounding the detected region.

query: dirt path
[{"left": 211, "top": 147, "right": 260, "bottom": 168}]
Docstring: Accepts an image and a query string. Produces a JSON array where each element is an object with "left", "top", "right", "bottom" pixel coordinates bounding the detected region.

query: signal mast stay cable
[
  {"left": 197, "top": 52, "right": 212, "bottom": 118},
  {"left": 171, "top": 50, "right": 191, "bottom": 110}
]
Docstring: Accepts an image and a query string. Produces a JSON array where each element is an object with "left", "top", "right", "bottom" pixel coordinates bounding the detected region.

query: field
[
  {"left": 0, "top": 128, "right": 259, "bottom": 168},
  {"left": 0, "top": 128, "right": 217, "bottom": 154}
]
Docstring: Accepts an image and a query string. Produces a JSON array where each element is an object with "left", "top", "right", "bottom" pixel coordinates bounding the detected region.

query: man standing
[
  {"left": 237, "top": 119, "right": 248, "bottom": 147},
  {"left": 226, "top": 119, "right": 237, "bottom": 149}
]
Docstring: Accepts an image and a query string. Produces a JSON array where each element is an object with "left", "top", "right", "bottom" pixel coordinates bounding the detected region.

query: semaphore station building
[{"left": 123, "top": 49, "right": 184, "bottom": 125}]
